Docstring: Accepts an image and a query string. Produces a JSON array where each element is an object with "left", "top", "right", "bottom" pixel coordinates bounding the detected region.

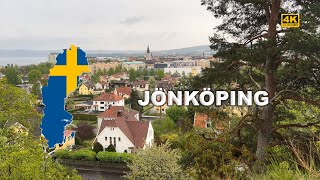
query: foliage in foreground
[
  {"left": 97, "top": 152, "right": 132, "bottom": 163},
  {"left": 0, "top": 130, "right": 81, "bottom": 180},
  {"left": 125, "top": 142, "right": 189, "bottom": 180}
]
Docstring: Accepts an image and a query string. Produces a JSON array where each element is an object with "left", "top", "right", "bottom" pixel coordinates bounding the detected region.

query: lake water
[{"left": 0, "top": 56, "right": 47, "bottom": 66}]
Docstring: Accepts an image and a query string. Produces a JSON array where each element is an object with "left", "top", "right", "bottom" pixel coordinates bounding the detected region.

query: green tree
[
  {"left": 4, "top": 67, "right": 20, "bottom": 85},
  {"left": 0, "top": 79, "right": 40, "bottom": 130},
  {"left": 129, "top": 69, "right": 137, "bottom": 82},
  {"left": 129, "top": 90, "right": 142, "bottom": 112},
  {"left": 149, "top": 68, "right": 155, "bottom": 76},
  {"left": 107, "top": 68, "right": 115, "bottom": 76},
  {"left": 156, "top": 69, "right": 165, "bottom": 79},
  {"left": 142, "top": 68, "right": 149, "bottom": 77},
  {"left": 0, "top": 130, "right": 81, "bottom": 179},
  {"left": 166, "top": 106, "right": 187, "bottom": 123},
  {"left": 147, "top": 77, "right": 157, "bottom": 91},
  {"left": 31, "top": 81, "right": 41, "bottom": 97},
  {"left": 115, "top": 65, "right": 122, "bottom": 73},
  {"left": 28, "top": 69, "right": 42, "bottom": 84},
  {"left": 125, "top": 142, "right": 189, "bottom": 180},
  {"left": 200, "top": 0, "right": 320, "bottom": 162}
]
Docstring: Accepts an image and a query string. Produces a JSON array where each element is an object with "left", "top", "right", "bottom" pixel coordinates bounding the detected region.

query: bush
[
  {"left": 105, "top": 144, "right": 116, "bottom": 152},
  {"left": 72, "top": 114, "right": 97, "bottom": 121},
  {"left": 92, "top": 142, "right": 103, "bottom": 153},
  {"left": 55, "top": 150, "right": 70, "bottom": 159},
  {"left": 76, "top": 122, "right": 95, "bottom": 140},
  {"left": 69, "top": 150, "right": 96, "bottom": 161},
  {"left": 75, "top": 135, "right": 84, "bottom": 146},
  {"left": 96, "top": 152, "right": 132, "bottom": 163}
]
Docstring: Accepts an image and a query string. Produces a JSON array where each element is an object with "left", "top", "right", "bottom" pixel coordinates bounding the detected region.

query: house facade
[
  {"left": 54, "top": 129, "right": 76, "bottom": 150},
  {"left": 94, "top": 114, "right": 154, "bottom": 153},
  {"left": 79, "top": 83, "right": 95, "bottom": 95},
  {"left": 92, "top": 93, "right": 125, "bottom": 112}
]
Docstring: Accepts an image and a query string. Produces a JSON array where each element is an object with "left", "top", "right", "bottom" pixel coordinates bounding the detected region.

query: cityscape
[{"left": 0, "top": 0, "right": 320, "bottom": 180}]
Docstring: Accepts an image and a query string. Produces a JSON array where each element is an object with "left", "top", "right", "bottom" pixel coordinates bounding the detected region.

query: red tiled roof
[
  {"left": 97, "top": 117, "right": 149, "bottom": 148},
  {"left": 97, "top": 106, "right": 139, "bottom": 119},
  {"left": 127, "top": 121, "right": 149, "bottom": 148},
  {"left": 133, "top": 80, "right": 146, "bottom": 86},
  {"left": 115, "top": 87, "right": 131, "bottom": 96},
  {"left": 98, "top": 81, "right": 108, "bottom": 86},
  {"left": 97, "top": 106, "right": 125, "bottom": 118},
  {"left": 93, "top": 93, "right": 123, "bottom": 102}
]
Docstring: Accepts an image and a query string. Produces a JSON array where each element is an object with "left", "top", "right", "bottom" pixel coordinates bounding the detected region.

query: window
[
  {"left": 100, "top": 102, "right": 104, "bottom": 104},
  {"left": 111, "top": 128, "right": 114, "bottom": 131},
  {"left": 118, "top": 137, "right": 121, "bottom": 142},
  {"left": 114, "top": 137, "right": 116, "bottom": 147},
  {"left": 206, "top": 121, "right": 212, "bottom": 128},
  {"left": 109, "top": 137, "right": 112, "bottom": 145},
  {"left": 105, "top": 137, "right": 108, "bottom": 141}
]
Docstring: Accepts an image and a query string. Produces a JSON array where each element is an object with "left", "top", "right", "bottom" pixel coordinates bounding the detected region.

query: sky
[{"left": 0, "top": 0, "right": 219, "bottom": 51}]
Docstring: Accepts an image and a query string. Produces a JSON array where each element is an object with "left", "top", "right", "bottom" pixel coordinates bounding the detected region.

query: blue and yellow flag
[{"left": 41, "top": 45, "right": 91, "bottom": 148}]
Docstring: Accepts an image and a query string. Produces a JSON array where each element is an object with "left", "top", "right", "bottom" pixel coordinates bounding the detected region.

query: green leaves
[{"left": 0, "top": 79, "right": 40, "bottom": 130}]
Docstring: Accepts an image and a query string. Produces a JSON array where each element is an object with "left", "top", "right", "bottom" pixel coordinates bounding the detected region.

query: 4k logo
[{"left": 281, "top": 14, "right": 300, "bottom": 28}]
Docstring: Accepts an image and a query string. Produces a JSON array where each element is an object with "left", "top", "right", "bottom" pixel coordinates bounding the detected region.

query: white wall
[
  {"left": 97, "top": 127, "right": 135, "bottom": 153},
  {"left": 164, "top": 66, "right": 201, "bottom": 76},
  {"left": 144, "top": 121, "right": 154, "bottom": 149},
  {"left": 93, "top": 99, "right": 125, "bottom": 112}
]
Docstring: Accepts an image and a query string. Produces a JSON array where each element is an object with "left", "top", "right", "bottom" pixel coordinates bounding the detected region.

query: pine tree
[{"left": 199, "top": 0, "right": 320, "bottom": 162}]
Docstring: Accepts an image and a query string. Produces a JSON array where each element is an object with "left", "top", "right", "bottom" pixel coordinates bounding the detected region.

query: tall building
[
  {"left": 48, "top": 53, "right": 59, "bottom": 64},
  {"left": 145, "top": 45, "right": 152, "bottom": 61}
]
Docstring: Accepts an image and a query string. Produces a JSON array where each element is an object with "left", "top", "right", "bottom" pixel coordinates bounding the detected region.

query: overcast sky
[{"left": 0, "top": 0, "right": 219, "bottom": 51}]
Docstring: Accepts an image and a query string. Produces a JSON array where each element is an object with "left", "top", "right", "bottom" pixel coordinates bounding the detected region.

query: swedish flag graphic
[{"left": 41, "top": 45, "right": 91, "bottom": 148}]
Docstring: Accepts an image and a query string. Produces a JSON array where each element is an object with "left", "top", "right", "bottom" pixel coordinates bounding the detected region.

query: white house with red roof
[
  {"left": 94, "top": 111, "right": 153, "bottom": 153},
  {"left": 92, "top": 93, "right": 125, "bottom": 112},
  {"left": 97, "top": 106, "right": 139, "bottom": 130}
]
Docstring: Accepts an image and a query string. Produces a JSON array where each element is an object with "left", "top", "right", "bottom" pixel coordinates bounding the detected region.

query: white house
[
  {"left": 94, "top": 114, "right": 154, "bottom": 153},
  {"left": 95, "top": 81, "right": 108, "bottom": 90},
  {"left": 97, "top": 106, "right": 139, "bottom": 130},
  {"left": 92, "top": 93, "right": 125, "bottom": 112}
]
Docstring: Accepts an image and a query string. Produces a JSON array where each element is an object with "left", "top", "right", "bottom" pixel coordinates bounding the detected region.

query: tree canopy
[{"left": 198, "top": 0, "right": 320, "bottom": 162}]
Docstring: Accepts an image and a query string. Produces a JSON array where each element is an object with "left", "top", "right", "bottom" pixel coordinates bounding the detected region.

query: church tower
[{"left": 145, "top": 45, "right": 152, "bottom": 61}]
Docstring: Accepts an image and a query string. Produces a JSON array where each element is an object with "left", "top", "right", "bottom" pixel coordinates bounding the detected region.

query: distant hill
[
  {"left": 154, "top": 45, "right": 214, "bottom": 56},
  {"left": 87, "top": 45, "right": 214, "bottom": 57},
  {"left": 0, "top": 45, "right": 215, "bottom": 58}
]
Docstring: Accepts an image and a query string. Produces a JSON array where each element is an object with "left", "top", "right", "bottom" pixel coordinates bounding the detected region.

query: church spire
[{"left": 147, "top": 45, "right": 150, "bottom": 53}]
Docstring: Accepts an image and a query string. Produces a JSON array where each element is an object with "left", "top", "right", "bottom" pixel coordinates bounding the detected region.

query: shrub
[
  {"left": 105, "top": 144, "right": 116, "bottom": 152},
  {"left": 55, "top": 150, "right": 70, "bottom": 159},
  {"left": 96, "top": 152, "right": 132, "bottom": 163},
  {"left": 69, "top": 150, "right": 96, "bottom": 161},
  {"left": 76, "top": 122, "right": 95, "bottom": 140},
  {"left": 92, "top": 142, "right": 104, "bottom": 153},
  {"left": 75, "top": 135, "right": 84, "bottom": 146},
  {"left": 72, "top": 114, "right": 97, "bottom": 121}
]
